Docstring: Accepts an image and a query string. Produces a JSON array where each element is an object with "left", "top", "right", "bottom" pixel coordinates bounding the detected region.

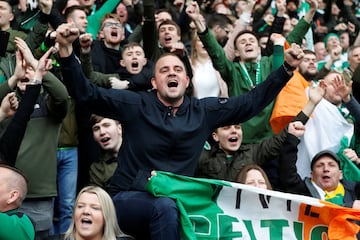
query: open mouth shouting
[
  {"left": 164, "top": 35, "right": 173, "bottom": 45},
  {"left": 20, "top": 78, "right": 30, "bottom": 83},
  {"left": 228, "top": 136, "right": 238, "bottom": 143},
  {"left": 131, "top": 61, "right": 139, "bottom": 69},
  {"left": 80, "top": 217, "right": 93, "bottom": 227},
  {"left": 100, "top": 137, "right": 111, "bottom": 147},
  {"left": 225, "top": 135, "right": 241, "bottom": 150},
  {"left": 245, "top": 47, "right": 254, "bottom": 54},
  {"left": 321, "top": 175, "right": 331, "bottom": 181},
  {"left": 167, "top": 79, "right": 179, "bottom": 88},
  {"left": 110, "top": 30, "right": 119, "bottom": 38}
]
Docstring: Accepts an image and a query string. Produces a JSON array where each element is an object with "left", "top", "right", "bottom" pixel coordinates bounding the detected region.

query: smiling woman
[{"left": 64, "top": 186, "right": 133, "bottom": 240}]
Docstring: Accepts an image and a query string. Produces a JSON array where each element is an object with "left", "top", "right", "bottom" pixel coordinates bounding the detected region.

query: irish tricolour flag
[{"left": 146, "top": 171, "right": 360, "bottom": 240}]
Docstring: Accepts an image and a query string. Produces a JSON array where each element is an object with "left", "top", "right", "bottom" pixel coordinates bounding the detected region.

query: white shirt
[{"left": 192, "top": 60, "right": 221, "bottom": 99}]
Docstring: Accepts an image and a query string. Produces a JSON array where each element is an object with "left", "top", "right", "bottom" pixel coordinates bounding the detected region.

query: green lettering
[
  {"left": 218, "top": 215, "right": 243, "bottom": 239},
  {"left": 261, "top": 219, "right": 289, "bottom": 240},
  {"left": 311, "top": 226, "right": 328, "bottom": 240},
  {"left": 293, "top": 221, "right": 303, "bottom": 240},
  {"left": 243, "top": 220, "right": 257, "bottom": 240},
  {"left": 189, "top": 216, "right": 211, "bottom": 235}
]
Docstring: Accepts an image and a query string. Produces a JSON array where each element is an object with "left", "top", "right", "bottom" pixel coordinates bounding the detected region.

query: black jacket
[
  {"left": 60, "top": 53, "right": 293, "bottom": 194},
  {"left": 0, "top": 84, "right": 41, "bottom": 166},
  {"left": 91, "top": 40, "right": 122, "bottom": 74}
]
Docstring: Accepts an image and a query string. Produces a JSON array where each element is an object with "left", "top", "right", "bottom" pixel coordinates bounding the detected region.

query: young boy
[{"left": 89, "top": 114, "right": 123, "bottom": 188}]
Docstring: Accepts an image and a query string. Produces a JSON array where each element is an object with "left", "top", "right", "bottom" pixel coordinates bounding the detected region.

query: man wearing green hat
[{"left": 318, "top": 32, "right": 349, "bottom": 72}]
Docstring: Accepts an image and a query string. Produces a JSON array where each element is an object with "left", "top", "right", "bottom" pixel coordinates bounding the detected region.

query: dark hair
[
  {"left": 233, "top": 30, "right": 258, "bottom": 49},
  {"left": 121, "top": 42, "right": 144, "bottom": 58},
  {"left": 64, "top": 5, "right": 87, "bottom": 19},
  {"left": 154, "top": 52, "right": 184, "bottom": 74},
  {"left": 155, "top": 8, "right": 172, "bottom": 17},
  {"left": 122, "top": 42, "right": 142, "bottom": 51},
  {"left": 256, "top": 31, "right": 270, "bottom": 40},
  {"left": 89, "top": 114, "right": 105, "bottom": 126},
  {"left": 89, "top": 114, "right": 121, "bottom": 128},
  {"left": 286, "top": 0, "right": 299, "bottom": 6},
  {"left": 207, "top": 13, "right": 232, "bottom": 30},
  {"left": 158, "top": 19, "right": 181, "bottom": 36},
  {"left": 303, "top": 49, "right": 316, "bottom": 55}
]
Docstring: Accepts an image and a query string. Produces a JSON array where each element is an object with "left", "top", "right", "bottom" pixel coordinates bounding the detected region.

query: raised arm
[
  {"left": 0, "top": 48, "right": 54, "bottom": 166},
  {"left": 78, "top": 33, "right": 131, "bottom": 89},
  {"left": 255, "top": 80, "right": 325, "bottom": 163},
  {"left": 278, "top": 121, "right": 309, "bottom": 193},
  {"left": 56, "top": 23, "right": 140, "bottom": 122},
  {"left": 17, "top": 37, "right": 68, "bottom": 121},
  {"left": 331, "top": 75, "right": 360, "bottom": 123},
  {"left": 0, "top": 92, "right": 18, "bottom": 122},
  {"left": 286, "top": 0, "right": 318, "bottom": 45},
  {"left": 186, "top": 1, "right": 206, "bottom": 33},
  {"left": 224, "top": 0, "right": 256, "bottom": 61},
  {"left": 87, "top": 0, "right": 122, "bottom": 39},
  {"left": 303, "top": 0, "right": 318, "bottom": 24},
  {"left": 301, "top": 80, "right": 326, "bottom": 118},
  {"left": 24, "top": 0, "right": 56, "bottom": 51}
]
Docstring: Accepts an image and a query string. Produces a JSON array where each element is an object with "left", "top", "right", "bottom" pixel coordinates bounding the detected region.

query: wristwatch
[{"left": 30, "top": 79, "right": 42, "bottom": 85}]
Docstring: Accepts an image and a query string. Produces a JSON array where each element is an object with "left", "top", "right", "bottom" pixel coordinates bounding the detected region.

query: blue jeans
[
  {"left": 52, "top": 147, "right": 78, "bottom": 234},
  {"left": 113, "top": 191, "right": 180, "bottom": 240}
]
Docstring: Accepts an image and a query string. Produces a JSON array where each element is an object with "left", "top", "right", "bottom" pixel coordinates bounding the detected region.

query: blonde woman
[{"left": 64, "top": 186, "right": 132, "bottom": 240}]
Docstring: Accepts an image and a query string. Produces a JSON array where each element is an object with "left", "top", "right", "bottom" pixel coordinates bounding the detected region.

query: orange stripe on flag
[{"left": 298, "top": 200, "right": 360, "bottom": 240}]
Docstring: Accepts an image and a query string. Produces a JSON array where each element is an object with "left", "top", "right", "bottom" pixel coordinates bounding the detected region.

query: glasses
[{"left": 103, "top": 22, "right": 123, "bottom": 29}]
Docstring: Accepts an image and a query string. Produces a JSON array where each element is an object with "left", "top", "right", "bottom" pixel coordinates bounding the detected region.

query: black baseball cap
[{"left": 310, "top": 150, "right": 341, "bottom": 170}]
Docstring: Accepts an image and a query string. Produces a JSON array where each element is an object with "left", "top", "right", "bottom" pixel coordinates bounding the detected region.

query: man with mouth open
[
  {"left": 56, "top": 22, "right": 304, "bottom": 240},
  {"left": 280, "top": 128, "right": 360, "bottom": 210},
  {"left": 89, "top": 114, "right": 123, "bottom": 189},
  {"left": 90, "top": 13, "right": 125, "bottom": 74},
  {"left": 196, "top": 82, "right": 325, "bottom": 187},
  {"left": 142, "top": 0, "right": 194, "bottom": 83},
  {"left": 279, "top": 75, "right": 360, "bottom": 215},
  {"left": 79, "top": 39, "right": 153, "bottom": 91}
]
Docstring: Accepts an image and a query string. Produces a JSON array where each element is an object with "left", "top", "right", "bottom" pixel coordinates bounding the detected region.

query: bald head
[{"left": 0, "top": 166, "right": 27, "bottom": 212}]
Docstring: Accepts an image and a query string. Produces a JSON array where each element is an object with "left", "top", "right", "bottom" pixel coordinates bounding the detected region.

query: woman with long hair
[
  {"left": 236, "top": 164, "right": 272, "bottom": 190},
  {"left": 64, "top": 186, "right": 132, "bottom": 240}
]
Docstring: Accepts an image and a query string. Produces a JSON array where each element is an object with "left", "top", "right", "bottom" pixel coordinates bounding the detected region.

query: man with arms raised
[{"left": 55, "top": 22, "right": 304, "bottom": 240}]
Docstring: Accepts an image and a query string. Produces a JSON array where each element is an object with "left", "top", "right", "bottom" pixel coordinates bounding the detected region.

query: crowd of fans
[{"left": 1, "top": 0, "right": 360, "bottom": 239}]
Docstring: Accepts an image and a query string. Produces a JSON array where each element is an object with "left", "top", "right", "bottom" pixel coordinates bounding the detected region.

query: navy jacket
[{"left": 60, "top": 53, "right": 293, "bottom": 194}]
